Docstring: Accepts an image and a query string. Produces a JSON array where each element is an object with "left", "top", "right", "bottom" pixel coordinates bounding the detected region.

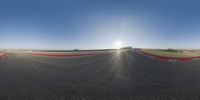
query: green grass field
[{"left": 142, "top": 49, "right": 200, "bottom": 58}]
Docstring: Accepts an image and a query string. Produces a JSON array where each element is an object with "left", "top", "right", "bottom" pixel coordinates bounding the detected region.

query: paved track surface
[{"left": 1, "top": 50, "right": 200, "bottom": 100}]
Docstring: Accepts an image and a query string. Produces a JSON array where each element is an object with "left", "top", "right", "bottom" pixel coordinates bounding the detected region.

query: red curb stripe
[
  {"left": 30, "top": 52, "right": 110, "bottom": 57},
  {"left": 139, "top": 50, "right": 200, "bottom": 62},
  {"left": 0, "top": 53, "right": 7, "bottom": 58}
]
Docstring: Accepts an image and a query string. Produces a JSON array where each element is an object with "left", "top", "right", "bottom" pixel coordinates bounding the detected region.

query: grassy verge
[{"left": 141, "top": 49, "right": 200, "bottom": 58}]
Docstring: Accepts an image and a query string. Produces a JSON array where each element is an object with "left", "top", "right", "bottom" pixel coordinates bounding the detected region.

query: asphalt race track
[{"left": 1, "top": 49, "right": 200, "bottom": 100}]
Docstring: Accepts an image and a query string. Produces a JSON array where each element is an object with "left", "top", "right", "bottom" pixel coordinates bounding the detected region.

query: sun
[{"left": 115, "top": 41, "right": 123, "bottom": 49}]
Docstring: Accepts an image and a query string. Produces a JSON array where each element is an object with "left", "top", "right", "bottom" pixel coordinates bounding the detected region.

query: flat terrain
[
  {"left": 142, "top": 49, "right": 200, "bottom": 58},
  {"left": 1, "top": 49, "right": 200, "bottom": 99}
]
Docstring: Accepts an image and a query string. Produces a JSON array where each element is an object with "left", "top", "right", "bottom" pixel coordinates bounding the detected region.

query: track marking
[
  {"left": 136, "top": 50, "right": 200, "bottom": 62},
  {"left": 0, "top": 53, "right": 7, "bottom": 59},
  {"left": 29, "top": 52, "right": 111, "bottom": 58}
]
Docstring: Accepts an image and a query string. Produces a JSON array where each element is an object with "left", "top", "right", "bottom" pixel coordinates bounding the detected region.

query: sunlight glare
[{"left": 115, "top": 41, "right": 123, "bottom": 49}]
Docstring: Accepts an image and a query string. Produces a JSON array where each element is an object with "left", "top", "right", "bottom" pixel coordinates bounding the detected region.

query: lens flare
[{"left": 115, "top": 41, "right": 123, "bottom": 49}]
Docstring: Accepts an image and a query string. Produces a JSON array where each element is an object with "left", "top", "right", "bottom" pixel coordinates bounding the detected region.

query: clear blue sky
[{"left": 0, "top": 0, "right": 200, "bottom": 49}]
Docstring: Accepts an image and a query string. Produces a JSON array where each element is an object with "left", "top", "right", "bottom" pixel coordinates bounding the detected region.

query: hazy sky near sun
[{"left": 0, "top": 0, "right": 200, "bottom": 49}]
